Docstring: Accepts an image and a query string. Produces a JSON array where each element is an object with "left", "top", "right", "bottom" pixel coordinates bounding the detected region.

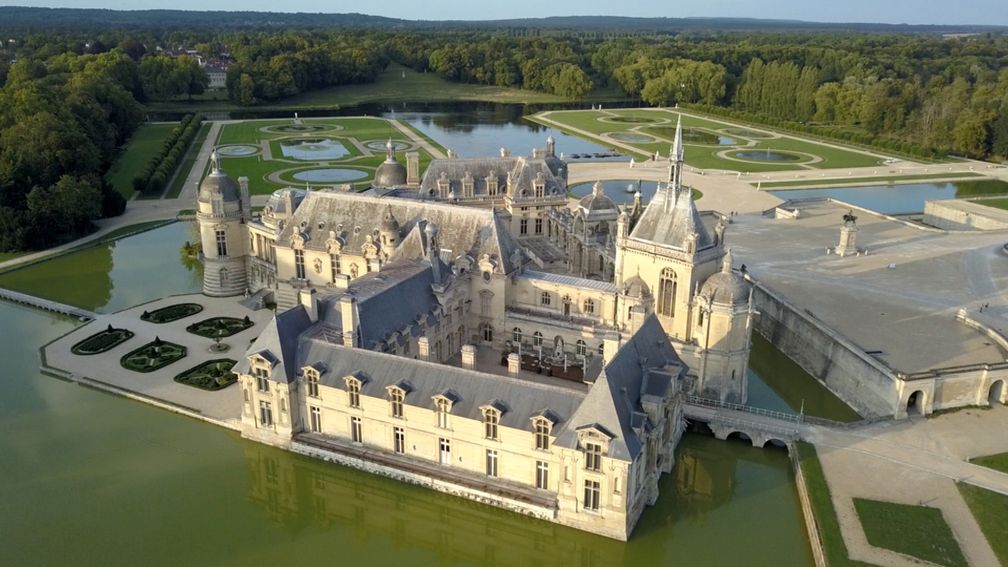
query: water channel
[
  {"left": 0, "top": 103, "right": 829, "bottom": 564},
  {"left": 770, "top": 179, "right": 1008, "bottom": 214}
]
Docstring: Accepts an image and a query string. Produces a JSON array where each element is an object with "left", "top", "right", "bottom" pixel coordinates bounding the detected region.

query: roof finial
[
  {"left": 210, "top": 149, "right": 220, "bottom": 173},
  {"left": 722, "top": 248, "right": 733, "bottom": 273},
  {"left": 385, "top": 138, "right": 395, "bottom": 161},
  {"left": 592, "top": 180, "right": 603, "bottom": 196}
]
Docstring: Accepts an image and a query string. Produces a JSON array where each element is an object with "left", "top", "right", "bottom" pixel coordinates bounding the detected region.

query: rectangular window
[
  {"left": 394, "top": 427, "right": 405, "bottom": 454},
  {"left": 439, "top": 438, "right": 451, "bottom": 465},
  {"left": 309, "top": 405, "right": 321, "bottom": 432},
  {"left": 535, "top": 420, "right": 550, "bottom": 451},
  {"left": 256, "top": 375, "right": 269, "bottom": 393},
  {"left": 390, "top": 390, "right": 404, "bottom": 418},
  {"left": 330, "top": 254, "right": 340, "bottom": 282},
  {"left": 350, "top": 416, "right": 362, "bottom": 443},
  {"left": 259, "top": 401, "right": 273, "bottom": 427},
  {"left": 519, "top": 219, "right": 528, "bottom": 235},
  {"left": 484, "top": 412, "right": 498, "bottom": 440},
  {"left": 294, "top": 249, "right": 305, "bottom": 279},
  {"left": 306, "top": 375, "right": 318, "bottom": 397},
  {"left": 584, "top": 442, "right": 602, "bottom": 472},
  {"left": 436, "top": 399, "right": 450, "bottom": 429},
  {"left": 584, "top": 479, "right": 600, "bottom": 512},
  {"left": 613, "top": 474, "right": 621, "bottom": 495},
  {"left": 536, "top": 461, "right": 549, "bottom": 490},
  {"left": 215, "top": 229, "right": 228, "bottom": 257},
  {"left": 535, "top": 218, "right": 543, "bottom": 234},
  {"left": 486, "top": 449, "right": 498, "bottom": 477}
]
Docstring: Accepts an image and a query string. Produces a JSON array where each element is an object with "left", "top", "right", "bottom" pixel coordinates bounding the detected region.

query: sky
[{"left": 4, "top": 0, "right": 1008, "bottom": 26}]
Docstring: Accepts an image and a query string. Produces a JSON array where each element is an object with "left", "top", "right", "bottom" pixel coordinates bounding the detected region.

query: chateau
[{"left": 195, "top": 120, "right": 754, "bottom": 539}]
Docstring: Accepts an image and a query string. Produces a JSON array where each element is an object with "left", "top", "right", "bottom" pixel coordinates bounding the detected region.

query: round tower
[
  {"left": 694, "top": 249, "right": 753, "bottom": 403},
  {"left": 197, "top": 151, "right": 248, "bottom": 296}
]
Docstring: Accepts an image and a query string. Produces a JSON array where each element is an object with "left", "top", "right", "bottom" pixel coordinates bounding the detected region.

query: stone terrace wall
[
  {"left": 924, "top": 200, "right": 1008, "bottom": 231},
  {"left": 751, "top": 281, "right": 898, "bottom": 418}
]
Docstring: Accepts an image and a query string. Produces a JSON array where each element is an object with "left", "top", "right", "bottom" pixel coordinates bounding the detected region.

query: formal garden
[
  {"left": 186, "top": 316, "right": 254, "bottom": 339},
  {"left": 71, "top": 325, "right": 135, "bottom": 355},
  {"left": 120, "top": 337, "right": 187, "bottom": 373},
  {"left": 174, "top": 358, "right": 239, "bottom": 391},
  {"left": 141, "top": 303, "right": 203, "bottom": 323},
  {"left": 530, "top": 108, "right": 888, "bottom": 172},
  {"left": 211, "top": 116, "right": 447, "bottom": 196}
]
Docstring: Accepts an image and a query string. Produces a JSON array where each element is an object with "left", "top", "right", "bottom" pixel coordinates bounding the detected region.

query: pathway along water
[{"left": 0, "top": 210, "right": 812, "bottom": 567}]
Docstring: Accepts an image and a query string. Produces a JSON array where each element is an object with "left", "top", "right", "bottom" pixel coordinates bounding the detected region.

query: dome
[
  {"left": 699, "top": 250, "right": 750, "bottom": 305},
  {"left": 579, "top": 181, "right": 618, "bottom": 213},
  {"left": 197, "top": 152, "right": 240, "bottom": 204},
  {"left": 622, "top": 275, "right": 652, "bottom": 299},
  {"left": 373, "top": 139, "right": 408, "bottom": 188}
]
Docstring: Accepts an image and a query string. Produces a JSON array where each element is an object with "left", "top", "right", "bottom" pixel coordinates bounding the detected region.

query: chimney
[
  {"left": 298, "top": 288, "right": 319, "bottom": 322},
  {"left": 333, "top": 273, "right": 351, "bottom": 290},
  {"left": 507, "top": 353, "right": 521, "bottom": 377},
  {"left": 629, "top": 305, "right": 646, "bottom": 334},
  {"left": 406, "top": 151, "right": 420, "bottom": 185},
  {"left": 461, "top": 344, "right": 477, "bottom": 369},
  {"left": 238, "top": 176, "right": 251, "bottom": 217},
  {"left": 340, "top": 295, "right": 358, "bottom": 348},
  {"left": 418, "top": 336, "right": 431, "bottom": 361}
]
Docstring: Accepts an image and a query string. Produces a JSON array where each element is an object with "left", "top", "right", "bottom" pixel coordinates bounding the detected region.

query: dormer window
[
  {"left": 486, "top": 172, "right": 498, "bottom": 196},
  {"left": 437, "top": 172, "right": 450, "bottom": 198},
  {"left": 254, "top": 366, "right": 269, "bottom": 392},
  {"left": 532, "top": 417, "right": 552, "bottom": 450},
  {"left": 481, "top": 406, "right": 501, "bottom": 440},
  {"left": 388, "top": 386, "right": 406, "bottom": 418},
  {"left": 344, "top": 376, "right": 363, "bottom": 408},
  {"left": 305, "top": 369, "right": 319, "bottom": 398},
  {"left": 534, "top": 172, "right": 545, "bottom": 198},
  {"left": 462, "top": 171, "right": 474, "bottom": 197},
  {"left": 434, "top": 395, "right": 452, "bottom": 429},
  {"left": 584, "top": 442, "right": 602, "bottom": 472}
]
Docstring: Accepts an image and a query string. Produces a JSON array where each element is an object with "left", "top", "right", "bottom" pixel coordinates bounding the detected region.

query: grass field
[
  {"left": 105, "top": 123, "right": 177, "bottom": 199},
  {"left": 213, "top": 116, "right": 444, "bottom": 195},
  {"left": 969, "top": 451, "right": 1008, "bottom": 473},
  {"left": 755, "top": 172, "right": 984, "bottom": 189},
  {"left": 977, "top": 198, "right": 1008, "bottom": 211},
  {"left": 853, "top": 498, "right": 967, "bottom": 567},
  {"left": 532, "top": 108, "right": 887, "bottom": 173},
  {"left": 957, "top": 483, "right": 1008, "bottom": 565},
  {"left": 795, "top": 442, "right": 875, "bottom": 567},
  {"left": 166, "top": 122, "right": 212, "bottom": 199}
]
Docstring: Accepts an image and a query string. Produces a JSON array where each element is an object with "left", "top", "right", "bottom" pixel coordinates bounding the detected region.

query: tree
[
  {"left": 237, "top": 73, "right": 256, "bottom": 106},
  {"left": 550, "top": 63, "right": 592, "bottom": 99}
]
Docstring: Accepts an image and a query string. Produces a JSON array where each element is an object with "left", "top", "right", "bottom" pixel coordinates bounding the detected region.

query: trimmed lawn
[
  {"left": 214, "top": 116, "right": 441, "bottom": 195},
  {"left": 957, "top": 483, "right": 1008, "bottom": 566},
  {"left": 532, "top": 108, "right": 886, "bottom": 172},
  {"left": 0, "top": 251, "right": 26, "bottom": 262},
  {"left": 977, "top": 198, "right": 1008, "bottom": 211},
  {"left": 281, "top": 63, "right": 568, "bottom": 107},
  {"left": 795, "top": 442, "right": 876, "bottom": 567},
  {"left": 970, "top": 451, "right": 1008, "bottom": 474},
  {"left": 105, "top": 123, "right": 177, "bottom": 199},
  {"left": 853, "top": 498, "right": 967, "bottom": 567}
]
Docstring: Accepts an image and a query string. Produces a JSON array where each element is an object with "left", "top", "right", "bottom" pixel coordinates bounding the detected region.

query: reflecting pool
[
  {"left": 279, "top": 138, "right": 350, "bottom": 161},
  {"left": 770, "top": 179, "right": 1008, "bottom": 214},
  {"left": 292, "top": 168, "right": 369, "bottom": 183}
]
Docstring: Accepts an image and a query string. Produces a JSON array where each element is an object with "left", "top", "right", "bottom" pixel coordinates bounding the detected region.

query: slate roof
[
  {"left": 234, "top": 305, "right": 313, "bottom": 383},
  {"left": 629, "top": 185, "right": 714, "bottom": 251},
  {"left": 555, "top": 315, "right": 684, "bottom": 461},
  {"left": 277, "top": 190, "right": 520, "bottom": 274},
  {"left": 419, "top": 156, "right": 564, "bottom": 198},
  {"left": 521, "top": 270, "right": 618, "bottom": 294},
  {"left": 299, "top": 338, "right": 586, "bottom": 432}
]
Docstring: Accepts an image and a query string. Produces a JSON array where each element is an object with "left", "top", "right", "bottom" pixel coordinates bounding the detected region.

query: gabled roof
[
  {"left": 235, "top": 306, "right": 313, "bottom": 383},
  {"left": 629, "top": 185, "right": 714, "bottom": 251}
]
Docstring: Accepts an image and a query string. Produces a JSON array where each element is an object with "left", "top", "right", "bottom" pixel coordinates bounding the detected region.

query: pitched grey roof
[
  {"left": 299, "top": 338, "right": 586, "bottom": 432},
  {"left": 278, "top": 190, "right": 519, "bottom": 274},
  {"left": 629, "top": 185, "right": 714, "bottom": 251},
  {"left": 555, "top": 314, "right": 684, "bottom": 461},
  {"left": 354, "top": 260, "right": 442, "bottom": 350},
  {"left": 235, "top": 305, "right": 313, "bottom": 383},
  {"left": 419, "top": 156, "right": 564, "bottom": 199}
]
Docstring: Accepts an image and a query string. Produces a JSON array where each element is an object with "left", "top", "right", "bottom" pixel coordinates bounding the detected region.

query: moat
[{"left": 0, "top": 222, "right": 816, "bottom": 565}]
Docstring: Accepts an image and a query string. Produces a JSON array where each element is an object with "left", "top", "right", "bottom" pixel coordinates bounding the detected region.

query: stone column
[{"left": 836, "top": 225, "right": 858, "bottom": 257}]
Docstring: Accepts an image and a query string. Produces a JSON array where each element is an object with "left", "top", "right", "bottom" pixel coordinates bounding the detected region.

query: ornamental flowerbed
[
  {"left": 141, "top": 303, "right": 203, "bottom": 324},
  {"left": 71, "top": 325, "right": 134, "bottom": 355},
  {"left": 120, "top": 337, "right": 187, "bottom": 373},
  {"left": 174, "top": 359, "right": 238, "bottom": 391},
  {"left": 186, "top": 316, "right": 253, "bottom": 339}
]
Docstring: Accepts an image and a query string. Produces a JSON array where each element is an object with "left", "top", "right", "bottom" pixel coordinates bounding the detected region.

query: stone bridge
[
  {"left": 684, "top": 395, "right": 802, "bottom": 448},
  {"left": 0, "top": 287, "right": 96, "bottom": 320}
]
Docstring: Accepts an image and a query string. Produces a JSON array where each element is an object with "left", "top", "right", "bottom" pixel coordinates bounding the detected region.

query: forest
[{"left": 0, "top": 17, "right": 1007, "bottom": 253}]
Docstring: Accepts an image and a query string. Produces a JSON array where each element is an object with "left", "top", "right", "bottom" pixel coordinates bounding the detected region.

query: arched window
[
  {"left": 541, "top": 291, "right": 551, "bottom": 306},
  {"left": 576, "top": 340, "right": 587, "bottom": 356},
  {"left": 583, "top": 298, "right": 595, "bottom": 314},
  {"left": 345, "top": 378, "right": 361, "bottom": 409},
  {"left": 533, "top": 418, "right": 552, "bottom": 450},
  {"left": 533, "top": 331, "right": 544, "bottom": 347},
  {"left": 305, "top": 371, "right": 319, "bottom": 398},
  {"left": 698, "top": 310, "right": 705, "bottom": 327},
  {"left": 389, "top": 388, "right": 404, "bottom": 418},
  {"left": 512, "top": 327, "right": 522, "bottom": 343},
  {"left": 435, "top": 397, "right": 451, "bottom": 429},
  {"left": 658, "top": 268, "right": 677, "bottom": 318}
]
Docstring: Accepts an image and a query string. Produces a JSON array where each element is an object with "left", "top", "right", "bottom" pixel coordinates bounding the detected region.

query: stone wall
[
  {"left": 751, "top": 281, "right": 898, "bottom": 418},
  {"left": 923, "top": 200, "right": 1008, "bottom": 231}
]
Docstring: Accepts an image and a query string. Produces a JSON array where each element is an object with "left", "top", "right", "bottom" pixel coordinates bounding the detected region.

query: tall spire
[{"left": 669, "top": 115, "right": 684, "bottom": 189}]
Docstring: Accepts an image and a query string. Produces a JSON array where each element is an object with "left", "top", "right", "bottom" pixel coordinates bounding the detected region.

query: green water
[
  {"left": 748, "top": 334, "right": 862, "bottom": 422},
  {"left": 0, "top": 225, "right": 813, "bottom": 565}
]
